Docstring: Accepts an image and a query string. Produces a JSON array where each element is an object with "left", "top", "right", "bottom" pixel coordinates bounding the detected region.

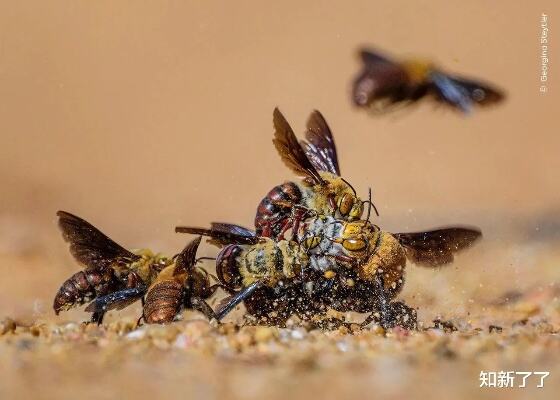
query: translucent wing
[
  {"left": 300, "top": 110, "right": 340, "bottom": 175},
  {"left": 273, "top": 108, "right": 325, "bottom": 185},
  {"left": 442, "top": 73, "right": 505, "bottom": 106},
  {"left": 176, "top": 222, "right": 258, "bottom": 245}
]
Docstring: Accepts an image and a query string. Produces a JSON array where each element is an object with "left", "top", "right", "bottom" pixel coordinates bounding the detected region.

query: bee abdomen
[
  {"left": 53, "top": 269, "right": 117, "bottom": 314},
  {"left": 216, "top": 245, "right": 243, "bottom": 289},
  {"left": 255, "top": 182, "right": 302, "bottom": 236},
  {"left": 143, "top": 281, "right": 184, "bottom": 324}
]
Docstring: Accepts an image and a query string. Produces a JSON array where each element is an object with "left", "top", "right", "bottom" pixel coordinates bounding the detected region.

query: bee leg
[
  {"left": 135, "top": 297, "right": 146, "bottom": 327},
  {"left": 363, "top": 275, "right": 417, "bottom": 330},
  {"left": 215, "top": 281, "right": 263, "bottom": 321},
  {"left": 85, "top": 287, "right": 146, "bottom": 326},
  {"left": 190, "top": 296, "right": 218, "bottom": 321},
  {"left": 90, "top": 311, "right": 105, "bottom": 325},
  {"left": 366, "top": 274, "right": 393, "bottom": 329}
]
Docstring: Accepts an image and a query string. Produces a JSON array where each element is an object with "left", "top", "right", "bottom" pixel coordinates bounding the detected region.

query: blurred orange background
[{"left": 0, "top": 0, "right": 558, "bottom": 319}]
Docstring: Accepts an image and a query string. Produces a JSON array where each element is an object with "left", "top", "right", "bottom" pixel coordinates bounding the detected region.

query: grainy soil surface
[{"left": 1, "top": 240, "right": 559, "bottom": 400}]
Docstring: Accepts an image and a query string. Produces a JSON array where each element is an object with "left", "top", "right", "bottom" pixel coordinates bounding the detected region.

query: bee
[
  {"left": 352, "top": 48, "right": 505, "bottom": 114},
  {"left": 176, "top": 223, "right": 311, "bottom": 325},
  {"left": 298, "top": 215, "right": 482, "bottom": 328},
  {"left": 54, "top": 211, "right": 217, "bottom": 324},
  {"left": 255, "top": 108, "right": 369, "bottom": 239},
  {"left": 177, "top": 213, "right": 481, "bottom": 329}
]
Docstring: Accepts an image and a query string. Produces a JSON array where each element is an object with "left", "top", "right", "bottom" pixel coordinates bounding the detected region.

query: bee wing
[
  {"left": 395, "top": 227, "right": 482, "bottom": 267},
  {"left": 84, "top": 286, "right": 146, "bottom": 313},
  {"left": 273, "top": 108, "right": 325, "bottom": 185},
  {"left": 57, "top": 211, "right": 140, "bottom": 270},
  {"left": 174, "top": 236, "right": 202, "bottom": 275},
  {"left": 300, "top": 110, "right": 340, "bottom": 176},
  {"left": 440, "top": 73, "right": 505, "bottom": 107},
  {"left": 428, "top": 71, "right": 474, "bottom": 113},
  {"left": 354, "top": 49, "right": 410, "bottom": 108},
  {"left": 359, "top": 49, "right": 395, "bottom": 65},
  {"left": 210, "top": 223, "right": 256, "bottom": 238},
  {"left": 176, "top": 223, "right": 259, "bottom": 245}
]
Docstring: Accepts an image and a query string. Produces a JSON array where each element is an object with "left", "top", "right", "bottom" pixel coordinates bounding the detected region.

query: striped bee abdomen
[
  {"left": 53, "top": 268, "right": 119, "bottom": 314},
  {"left": 255, "top": 181, "right": 302, "bottom": 237},
  {"left": 143, "top": 280, "right": 184, "bottom": 324}
]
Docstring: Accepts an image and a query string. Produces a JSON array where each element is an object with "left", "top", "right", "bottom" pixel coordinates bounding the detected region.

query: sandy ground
[
  {"left": 1, "top": 1, "right": 559, "bottom": 399},
  {"left": 1, "top": 236, "right": 559, "bottom": 400}
]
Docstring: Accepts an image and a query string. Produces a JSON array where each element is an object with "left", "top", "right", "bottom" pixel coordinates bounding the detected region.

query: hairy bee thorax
[
  {"left": 301, "top": 172, "right": 363, "bottom": 220},
  {"left": 124, "top": 249, "right": 172, "bottom": 285},
  {"left": 358, "top": 231, "right": 407, "bottom": 293},
  {"left": 401, "top": 59, "right": 434, "bottom": 83}
]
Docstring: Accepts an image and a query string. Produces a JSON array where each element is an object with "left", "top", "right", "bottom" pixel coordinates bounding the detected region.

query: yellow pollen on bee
[
  {"left": 324, "top": 270, "right": 336, "bottom": 279},
  {"left": 345, "top": 278, "right": 355, "bottom": 287}
]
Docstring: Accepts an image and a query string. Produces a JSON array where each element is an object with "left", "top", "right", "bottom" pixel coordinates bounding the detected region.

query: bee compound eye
[
  {"left": 342, "top": 238, "right": 367, "bottom": 252},
  {"left": 337, "top": 193, "right": 354, "bottom": 216},
  {"left": 349, "top": 201, "right": 364, "bottom": 219}
]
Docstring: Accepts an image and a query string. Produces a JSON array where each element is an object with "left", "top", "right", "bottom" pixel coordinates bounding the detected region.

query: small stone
[
  {"left": 488, "top": 325, "right": 503, "bottom": 334},
  {"left": 254, "top": 326, "right": 277, "bottom": 343}
]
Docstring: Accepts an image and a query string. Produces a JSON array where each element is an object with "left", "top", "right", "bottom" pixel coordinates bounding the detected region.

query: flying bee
[
  {"left": 352, "top": 48, "right": 505, "bottom": 114},
  {"left": 255, "top": 108, "right": 369, "bottom": 239},
  {"left": 177, "top": 214, "right": 482, "bottom": 329},
  {"left": 54, "top": 211, "right": 217, "bottom": 324}
]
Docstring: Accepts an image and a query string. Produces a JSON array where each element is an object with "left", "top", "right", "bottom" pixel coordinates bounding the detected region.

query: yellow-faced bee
[
  {"left": 177, "top": 213, "right": 481, "bottom": 329},
  {"left": 298, "top": 214, "right": 481, "bottom": 328},
  {"left": 54, "top": 211, "right": 217, "bottom": 324},
  {"left": 352, "top": 48, "right": 505, "bottom": 114},
  {"left": 255, "top": 108, "right": 369, "bottom": 239}
]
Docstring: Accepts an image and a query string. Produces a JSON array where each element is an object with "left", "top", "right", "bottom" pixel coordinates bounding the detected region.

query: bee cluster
[{"left": 54, "top": 107, "right": 483, "bottom": 330}]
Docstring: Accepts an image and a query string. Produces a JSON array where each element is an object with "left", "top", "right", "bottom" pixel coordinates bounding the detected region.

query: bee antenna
[
  {"left": 364, "top": 188, "right": 372, "bottom": 225},
  {"left": 340, "top": 177, "right": 357, "bottom": 196},
  {"left": 362, "top": 188, "right": 380, "bottom": 222}
]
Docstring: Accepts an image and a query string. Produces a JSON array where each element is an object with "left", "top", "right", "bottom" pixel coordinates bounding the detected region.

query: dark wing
[
  {"left": 428, "top": 71, "right": 474, "bottom": 113},
  {"left": 84, "top": 286, "right": 146, "bottom": 313},
  {"left": 174, "top": 236, "right": 201, "bottom": 275},
  {"left": 395, "top": 226, "right": 482, "bottom": 267},
  {"left": 359, "top": 49, "right": 394, "bottom": 65},
  {"left": 176, "top": 222, "right": 259, "bottom": 245},
  {"left": 353, "top": 49, "right": 410, "bottom": 107},
  {"left": 444, "top": 74, "right": 505, "bottom": 106},
  {"left": 57, "top": 210, "right": 140, "bottom": 270},
  {"left": 300, "top": 110, "right": 340, "bottom": 176},
  {"left": 273, "top": 108, "right": 325, "bottom": 185},
  {"left": 211, "top": 223, "right": 256, "bottom": 238}
]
